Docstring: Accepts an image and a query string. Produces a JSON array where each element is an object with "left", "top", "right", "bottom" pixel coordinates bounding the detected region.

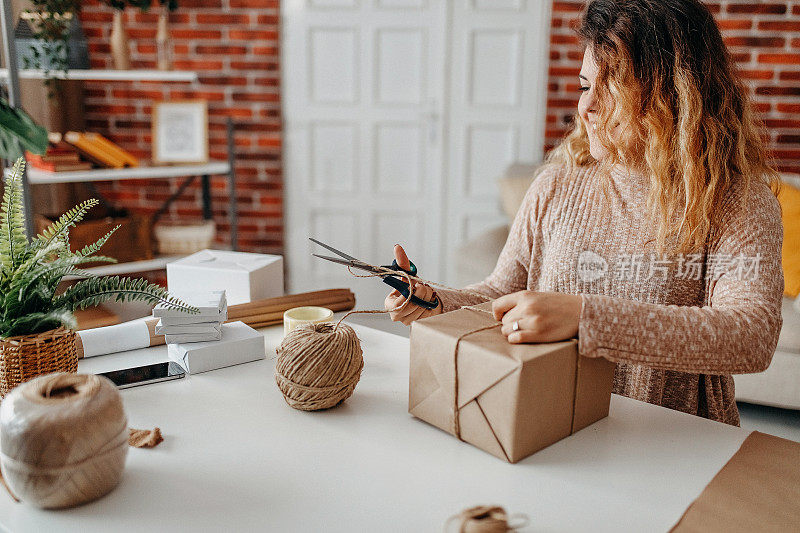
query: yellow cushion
[{"left": 779, "top": 182, "right": 800, "bottom": 297}]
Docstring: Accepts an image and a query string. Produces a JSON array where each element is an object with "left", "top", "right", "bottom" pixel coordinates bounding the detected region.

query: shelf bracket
[
  {"left": 152, "top": 175, "right": 197, "bottom": 224},
  {"left": 227, "top": 117, "right": 238, "bottom": 251},
  {"left": 0, "top": 0, "right": 34, "bottom": 238}
]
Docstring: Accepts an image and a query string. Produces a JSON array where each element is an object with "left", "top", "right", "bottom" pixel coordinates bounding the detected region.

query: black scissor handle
[
  {"left": 381, "top": 260, "right": 439, "bottom": 310},
  {"left": 381, "top": 259, "right": 417, "bottom": 276}
]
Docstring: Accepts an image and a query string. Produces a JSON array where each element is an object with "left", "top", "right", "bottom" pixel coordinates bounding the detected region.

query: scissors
[{"left": 309, "top": 238, "right": 440, "bottom": 310}]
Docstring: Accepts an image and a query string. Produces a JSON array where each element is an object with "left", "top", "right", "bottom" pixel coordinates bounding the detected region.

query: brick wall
[
  {"left": 546, "top": 1, "right": 800, "bottom": 177},
  {"left": 77, "top": 0, "right": 282, "bottom": 254}
]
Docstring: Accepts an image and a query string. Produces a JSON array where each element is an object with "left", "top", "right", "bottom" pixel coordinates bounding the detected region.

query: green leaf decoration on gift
[{"left": 0, "top": 157, "right": 198, "bottom": 337}]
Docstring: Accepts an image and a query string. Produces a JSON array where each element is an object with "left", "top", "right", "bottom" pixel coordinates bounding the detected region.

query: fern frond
[
  {"left": 2, "top": 253, "right": 110, "bottom": 321},
  {"left": 7, "top": 254, "right": 112, "bottom": 305},
  {"left": 1, "top": 309, "right": 76, "bottom": 338},
  {"left": 53, "top": 276, "right": 199, "bottom": 313},
  {"left": 0, "top": 158, "right": 28, "bottom": 272},
  {"left": 9, "top": 239, "right": 66, "bottom": 285},
  {"left": 75, "top": 225, "right": 120, "bottom": 257},
  {"left": 31, "top": 198, "right": 99, "bottom": 253}
]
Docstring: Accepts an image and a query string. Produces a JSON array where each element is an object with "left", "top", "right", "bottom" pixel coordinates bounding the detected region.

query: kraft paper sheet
[{"left": 671, "top": 431, "right": 800, "bottom": 532}]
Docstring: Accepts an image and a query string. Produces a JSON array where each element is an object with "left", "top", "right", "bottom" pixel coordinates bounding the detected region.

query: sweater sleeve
[
  {"left": 578, "top": 183, "right": 784, "bottom": 374},
  {"left": 436, "top": 177, "right": 544, "bottom": 313}
]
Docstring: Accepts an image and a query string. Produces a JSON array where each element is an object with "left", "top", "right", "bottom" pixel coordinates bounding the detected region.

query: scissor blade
[
  {"left": 308, "top": 238, "right": 359, "bottom": 262},
  {"left": 312, "top": 254, "right": 379, "bottom": 274}
]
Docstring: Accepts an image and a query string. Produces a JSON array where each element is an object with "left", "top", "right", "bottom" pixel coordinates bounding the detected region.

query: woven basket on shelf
[
  {"left": 0, "top": 327, "right": 78, "bottom": 398},
  {"left": 154, "top": 220, "right": 216, "bottom": 255}
]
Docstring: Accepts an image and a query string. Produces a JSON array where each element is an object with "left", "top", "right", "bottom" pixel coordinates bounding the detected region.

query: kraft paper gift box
[
  {"left": 167, "top": 250, "right": 284, "bottom": 306},
  {"left": 167, "top": 321, "right": 266, "bottom": 374},
  {"left": 409, "top": 301, "right": 615, "bottom": 463}
]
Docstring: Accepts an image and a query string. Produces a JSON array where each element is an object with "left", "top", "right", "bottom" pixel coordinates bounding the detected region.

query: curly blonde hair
[{"left": 548, "top": 0, "right": 780, "bottom": 254}]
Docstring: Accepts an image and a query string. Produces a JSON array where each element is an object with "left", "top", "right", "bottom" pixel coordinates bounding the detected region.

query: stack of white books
[{"left": 153, "top": 290, "right": 228, "bottom": 343}]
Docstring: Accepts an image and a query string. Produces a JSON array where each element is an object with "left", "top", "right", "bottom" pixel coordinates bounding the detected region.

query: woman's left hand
[{"left": 492, "top": 290, "right": 582, "bottom": 344}]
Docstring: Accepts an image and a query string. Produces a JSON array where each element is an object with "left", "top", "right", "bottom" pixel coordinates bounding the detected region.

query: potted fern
[{"left": 0, "top": 158, "right": 195, "bottom": 397}]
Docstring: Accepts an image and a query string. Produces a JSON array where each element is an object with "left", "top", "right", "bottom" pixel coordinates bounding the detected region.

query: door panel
[
  {"left": 283, "top": 1, "right": 446, "bottom": 307},
  {"left": 283, "top": 0, "right": 551, "bottom": 303},
  {"left": 444, "top": 1, "right": 552, "bottom": 283}
]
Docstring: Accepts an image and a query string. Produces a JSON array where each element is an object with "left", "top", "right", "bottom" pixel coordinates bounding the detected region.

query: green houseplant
[
  {"left": 0, "top": 96, "right": 48, "bottom": 161},
  {"left": 0, "top": 157, "right": 195, "bottom": 396}
]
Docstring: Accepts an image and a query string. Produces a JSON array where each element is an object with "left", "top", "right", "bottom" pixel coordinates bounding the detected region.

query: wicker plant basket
[{"left": 0, "top": 327, "right": 77, "bottom": 398}]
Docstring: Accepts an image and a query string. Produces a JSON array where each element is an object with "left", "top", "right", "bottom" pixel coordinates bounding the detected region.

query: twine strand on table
[{"left": 445, "top": 505, "right": 529, "bottom": 532}]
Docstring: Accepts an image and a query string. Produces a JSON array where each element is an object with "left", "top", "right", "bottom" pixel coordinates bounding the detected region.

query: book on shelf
[
  {"left": 25, "top": 144, "right": 93, "bottom": 172},
  {"left": 64, "top": 131, "right": 126, "bottom": 168},
  {"left": 85, "top": 132, "right": 139, "bottom": 167},
  {"left": 26, "top": 152, "right": 79, "bottom": 165},
  {"left": 30, "top": 161, "right": 93, "bottom": 172}
]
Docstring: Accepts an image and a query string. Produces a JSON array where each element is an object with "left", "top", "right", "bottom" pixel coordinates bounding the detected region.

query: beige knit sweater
[{"left": 437, "top": 164, "right": 784, "bottom": 425}]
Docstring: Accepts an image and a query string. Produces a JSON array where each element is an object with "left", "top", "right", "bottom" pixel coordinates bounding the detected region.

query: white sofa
[{"left": 454, "top": 164, "right": 800, "bottom": 410}]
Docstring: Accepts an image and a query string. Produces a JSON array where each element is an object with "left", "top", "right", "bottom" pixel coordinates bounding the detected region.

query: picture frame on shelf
[{"left": 152, "top": 100, "right": 208, "bottom": 164}]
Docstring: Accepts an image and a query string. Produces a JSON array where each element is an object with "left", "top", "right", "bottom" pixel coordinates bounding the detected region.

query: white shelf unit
[
  {"left": 26, "top": 161, "right": 230, "bottom": 184},
  {"left": 0, "top": 0, "right": 240, "bottom": 270},
  {"left": 63, "top": 255, "right": 185, "bottom": 280},
  {"left": 27, "top": 152, "right": 239, "bottom": 275},
  {"left": 0, "top": 68, "right": 198, "bottom": 82},
  {"left": 24, "top": 154, "right": 238, "bottom": 275}
]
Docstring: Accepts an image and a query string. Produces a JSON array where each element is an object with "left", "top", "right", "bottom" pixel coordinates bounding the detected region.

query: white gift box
[
  {"left": 165, "top": 331, "right": 222, "bottom": 344},
  {"left": 159, "top": 316, "right": 224, "bottom": 327},
  {"left": 155, "top": 320, "right": 222, "bottom": 335},
  {"left": 154, "top": 290, "right": 227, "bottom": 320},
  {"left": 167, "top": 321, "right": 265, "bottom": 374},
  {"left": 167, "top": 250, "right": 283, "bottom": 306}
]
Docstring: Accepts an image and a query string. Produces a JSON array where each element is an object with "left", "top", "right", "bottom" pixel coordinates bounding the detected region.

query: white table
[{"left": 0, "top": 323, "right": 750, "bottom": 532}]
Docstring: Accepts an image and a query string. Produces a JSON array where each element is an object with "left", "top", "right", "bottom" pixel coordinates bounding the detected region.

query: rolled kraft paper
[
  {"left": 0, "top": 373, "right": 129, "bottom": 509},
  {"left": 227, "top": 288, "right": 354, "bottom": 318}
]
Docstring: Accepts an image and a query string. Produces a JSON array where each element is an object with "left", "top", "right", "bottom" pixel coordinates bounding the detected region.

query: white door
[
  {"left": 443, "top": 0, "right": 553, "bottom": 283},
  {"left": 282, "top": 0, "right": 447, "bottom": 306},
  {"left": 282, "top": 0, "right": 551, "bottom": 304}
]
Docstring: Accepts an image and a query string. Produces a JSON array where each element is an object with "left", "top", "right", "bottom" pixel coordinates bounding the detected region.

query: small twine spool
[
  {"left": 275, "top": 322, "right": 364, "bottom": 411},
  {"left": 446, "top": 505, "right": 529, "bottom": 533},
  {"left": 0, "top": 373, "right": 128, "bottom": 509}
]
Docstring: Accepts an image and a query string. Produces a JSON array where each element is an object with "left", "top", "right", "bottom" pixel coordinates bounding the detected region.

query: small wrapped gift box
[
  {"left": 167, "top": 250, "right": 283, "bottom": 306},
  {"left": 409, "top": 301, "right": 615, "bottom": 463},
  {"left": 167, "top": 321, "right": 265, "bottom": 374}
]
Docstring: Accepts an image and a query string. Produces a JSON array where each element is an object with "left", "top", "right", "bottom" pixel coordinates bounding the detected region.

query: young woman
[{"left": 384, "top": 0, "right": 783, "bottom": 426}]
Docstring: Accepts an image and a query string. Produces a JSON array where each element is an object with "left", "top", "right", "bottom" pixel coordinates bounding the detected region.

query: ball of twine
[
  {"left": 0, "top": 373, "right": 128, "bottom": 509},
  {"left": 275, "top": 322, "right": 364, "bottom": 411}
]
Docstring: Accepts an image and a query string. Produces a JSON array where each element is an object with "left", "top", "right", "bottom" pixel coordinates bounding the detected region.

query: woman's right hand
[{"left": 384, "top": 244, "right": 443, "bottom": 325}]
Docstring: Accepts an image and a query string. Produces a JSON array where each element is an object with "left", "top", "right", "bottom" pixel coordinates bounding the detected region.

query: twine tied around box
[{"left": 336, "top": 260, "right": 585, "bottom": 445}]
